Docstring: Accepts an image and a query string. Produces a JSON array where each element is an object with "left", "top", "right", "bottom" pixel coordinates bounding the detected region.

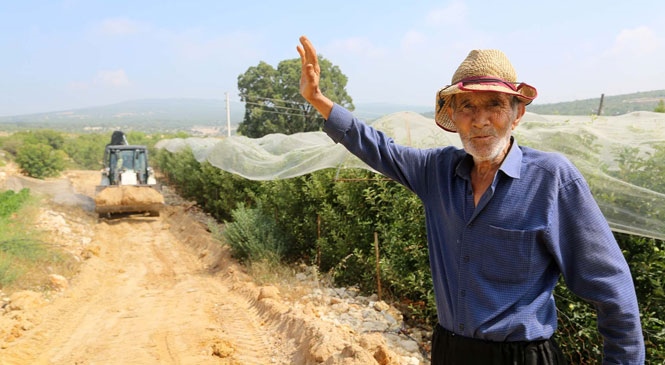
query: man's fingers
[
  {"left": 298, "top": 45, "right": 316, "bottom": 83},
  {"left": 299, "top": 35, "right": 313, "bottom": 55},
  {"left": 298, "top": 36, "right": 319, "bottom": 96},
  {"left": 299, "top": 35, "right": 317, "bottom": 66},
  {"left": 297, "top": 45, "right": 305, "bottom": 66},
  {"left": 297, "top": 36, "right": 333, "bottom": 118}
]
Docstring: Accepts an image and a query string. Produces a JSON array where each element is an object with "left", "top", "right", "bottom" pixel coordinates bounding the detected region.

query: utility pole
[{"left": 225, "top": 92, "right": 231, "bottom": 137}]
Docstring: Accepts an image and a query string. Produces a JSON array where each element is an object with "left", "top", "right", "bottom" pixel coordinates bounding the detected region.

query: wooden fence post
[
  {"left": 374, "top": 231, "right": 382, "bottom": 300},
  {"left": 317, "top": 214, "right": 321, "bottom": 268}
]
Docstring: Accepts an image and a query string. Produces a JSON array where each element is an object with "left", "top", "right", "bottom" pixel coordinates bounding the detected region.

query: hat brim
[{"left": 434, "top": 81, "right": 537, "bottom": 133}]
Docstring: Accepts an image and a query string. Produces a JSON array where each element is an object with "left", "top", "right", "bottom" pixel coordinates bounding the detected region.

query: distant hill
[
  {"left": 526, "top": 90, "right": 665, "bottom": 116},
  {"left": 0, "top": 99, "right": 431, "bottom": 135},
  {"left": 0, "top": 98, "right": 246, "bottom": 135},
  {"left": 1, "top": 90, "right": 663, "bottom": 134}
]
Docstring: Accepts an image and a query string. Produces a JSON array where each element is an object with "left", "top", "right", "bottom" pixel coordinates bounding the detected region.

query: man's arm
[
  {"left": 551, "top": 175, "right": 645, "bottom": 363},
  {"left": 297, "top": 35, "right": 333, "bottom": 119}
]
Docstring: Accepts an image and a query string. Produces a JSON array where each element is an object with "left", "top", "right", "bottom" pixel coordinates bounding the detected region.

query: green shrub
[
  {"left": 15, "top": 143, "right": 66, "bottom": 178},
  {"left": 223, "top": 203, "right": 286, "bottom": 264},
  {"left": 62, "top": 133, "right": 108, "bottom": 170},
  {"left": 15, "top": 130, "right": 65, "bottom": 150},
  {"left": 554, "top": 280, "right": 603, "bottom": 362},
  {"left": 618, "top": 233, "right": 665, "bottom": 362},
  {"left": 654, "top": 100, "right": 665, "bottom": 113},
  {"left": 154, "top": 148, "right": 260, "bottom": 222}
]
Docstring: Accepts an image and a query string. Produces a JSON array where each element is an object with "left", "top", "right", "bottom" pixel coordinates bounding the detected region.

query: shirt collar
[
  {"left": 501, "top": 137, "right": 522, "bottom": 179},
  {"left": 455, "top": 137, "right": 522, "bottom": 180}
]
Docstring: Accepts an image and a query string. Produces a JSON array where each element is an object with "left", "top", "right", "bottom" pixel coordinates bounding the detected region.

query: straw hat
[{"left": 435, "top": 49, "right": 537, "bottom": 132}]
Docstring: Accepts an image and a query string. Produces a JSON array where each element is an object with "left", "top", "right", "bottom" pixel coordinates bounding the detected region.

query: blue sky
[{"left": 2, "top": 0, "right": 664, "bottom": 116}]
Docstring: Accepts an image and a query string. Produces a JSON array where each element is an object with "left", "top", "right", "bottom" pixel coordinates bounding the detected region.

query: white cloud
[
  {"left": 607, "top": 26, "right": 660, "bottom": 56},
  {"left": 534, "top": 25, "right": 665, "bottom": 103},
  {"left": 94, "top": 69, "right": 130, "bottom": 87}
]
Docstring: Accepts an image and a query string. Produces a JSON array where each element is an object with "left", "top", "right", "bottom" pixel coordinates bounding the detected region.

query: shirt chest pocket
[{"left": 479, "top": 226, "right": 539, "bottom": 284}]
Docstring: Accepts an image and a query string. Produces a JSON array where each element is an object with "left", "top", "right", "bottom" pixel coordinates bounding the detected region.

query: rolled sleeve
[{"left": 323, "top": 104, "right": 355, "bottom": 143}]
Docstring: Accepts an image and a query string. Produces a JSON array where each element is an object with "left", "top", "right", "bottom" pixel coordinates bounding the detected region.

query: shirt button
[
  {"left": 459, "top": 323, "right": 465, "bottom": 331},
  {"left": 463, "top": 256, "right": 470, "bottom": 263},
  {"left": 460, "top": 290, "right": 466, "bottom": 297}
]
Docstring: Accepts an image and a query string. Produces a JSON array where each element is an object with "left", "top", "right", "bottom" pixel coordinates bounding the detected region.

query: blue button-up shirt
[{"left": 324, "top": 104, "right": 644, "bottom": 363}]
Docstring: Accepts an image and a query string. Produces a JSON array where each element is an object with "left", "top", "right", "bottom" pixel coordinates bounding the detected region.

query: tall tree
[{"left": 237, "top": 57, "right": 354, "bottom": 137}]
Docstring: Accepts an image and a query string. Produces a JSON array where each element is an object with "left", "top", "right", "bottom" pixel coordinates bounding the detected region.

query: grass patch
[
  {"left": 244, "top": 258, "right": 293, "bottom": 286},
  {"left": 0, "top": 189, "right": 80, "bottom": 292}
]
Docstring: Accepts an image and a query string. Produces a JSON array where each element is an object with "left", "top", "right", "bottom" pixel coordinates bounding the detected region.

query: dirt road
[
  {"left": 1, "top": 170, "right": 295, "bottom": 364},
  {"left": 0, "top": 170, "right": 423, "bottom": 365}
]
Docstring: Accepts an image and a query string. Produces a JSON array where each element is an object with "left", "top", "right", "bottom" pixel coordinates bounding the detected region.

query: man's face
[{"left": 449, "top": 92, "right": 524, "bottom": 163}]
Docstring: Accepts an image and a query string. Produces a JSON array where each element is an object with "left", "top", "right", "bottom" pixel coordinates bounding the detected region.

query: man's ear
[{"left": 512, "top": 102, "right": 526, "bottom": 130}]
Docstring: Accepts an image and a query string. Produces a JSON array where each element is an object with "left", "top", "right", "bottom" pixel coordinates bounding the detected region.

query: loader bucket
[{"left": 94, "top": 185, "right": 164, "bottom": 217}]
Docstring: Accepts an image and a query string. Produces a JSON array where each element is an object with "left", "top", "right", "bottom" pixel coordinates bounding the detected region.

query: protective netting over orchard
[{"left": 155, "top": 111, "right": 665, "bottom": 241}]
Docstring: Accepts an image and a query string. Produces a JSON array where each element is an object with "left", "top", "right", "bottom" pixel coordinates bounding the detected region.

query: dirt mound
[{"left": 164, "top": 205, "right": 424, "bottom": 364}]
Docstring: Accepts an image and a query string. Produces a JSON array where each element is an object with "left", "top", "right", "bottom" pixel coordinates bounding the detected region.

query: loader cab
[
  {"left": 105, "top": 146, "right": 152, "bottom": 185},
  {"left": 95, "top": 131, "right": 164, "bottom": 217}
]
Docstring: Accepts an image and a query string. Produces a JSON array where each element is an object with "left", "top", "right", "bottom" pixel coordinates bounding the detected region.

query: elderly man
[{"left": 297, "top": 36, "right": 644, "bottom": 364}]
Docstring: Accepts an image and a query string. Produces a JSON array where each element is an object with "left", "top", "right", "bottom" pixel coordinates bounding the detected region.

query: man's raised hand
[{"left": 297, "top": 35, "right": 333, "bottom": 119}]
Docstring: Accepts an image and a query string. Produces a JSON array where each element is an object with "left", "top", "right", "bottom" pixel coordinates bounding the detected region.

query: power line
[
  {"left": 243, "top": 101, "right": 306, "bottom": 113},
  {"left": 233, "top": 93, "right": 323, "bottom": 120},
  {"left": 243, "top": 103, "right": 315, "bottom": 119},
  {"left": 242, "top": 96, "right": 387, "bottom": 119},
  {"left": 239, "top": 94, "right": 306, "bottom": 106}
]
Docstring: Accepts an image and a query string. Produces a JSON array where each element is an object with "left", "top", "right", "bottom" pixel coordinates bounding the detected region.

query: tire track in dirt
[{"left": 210, "top": 286, "right": 277, "bottom": 365}]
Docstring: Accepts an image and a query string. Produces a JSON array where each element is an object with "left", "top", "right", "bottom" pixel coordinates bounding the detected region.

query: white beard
[{"left": 460, "top": 133, "right": 511, "bottom": 163}]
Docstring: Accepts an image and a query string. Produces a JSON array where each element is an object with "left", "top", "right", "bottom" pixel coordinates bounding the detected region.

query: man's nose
[{"left": 471, "top": 107, "right": 491, "bottom": 127}]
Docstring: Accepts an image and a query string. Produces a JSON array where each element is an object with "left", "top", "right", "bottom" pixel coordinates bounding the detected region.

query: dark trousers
[{"left": 431, "top": 324, "right": 567, "bottom": 365}]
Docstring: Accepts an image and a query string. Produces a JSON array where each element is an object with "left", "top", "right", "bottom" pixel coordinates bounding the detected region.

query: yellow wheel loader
[{"left": 94, "top": 131, "right": 164, "bottom": 217}]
